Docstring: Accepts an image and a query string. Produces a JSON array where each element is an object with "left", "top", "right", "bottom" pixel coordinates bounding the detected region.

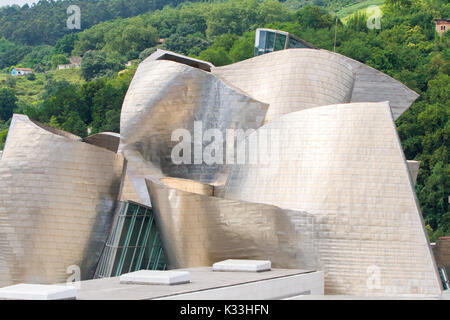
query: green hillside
[
  {"left": 338, "top": 0, "right": 385, "bottom": 19},
  {"left": 0, "top": 68, "right": 84, "bottom": 106},
  {"left": 283, "top": 0, "right": 375, "bottom": 13}
]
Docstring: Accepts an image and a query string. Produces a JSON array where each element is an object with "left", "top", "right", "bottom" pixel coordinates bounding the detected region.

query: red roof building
[{"left": 435, "top": 19, "right": 450, "bottom": 36}]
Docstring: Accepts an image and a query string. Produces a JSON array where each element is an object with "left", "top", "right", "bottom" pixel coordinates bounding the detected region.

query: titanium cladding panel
[
  {"left": 146, "top": 178, "right": 319, "bottom": 271},
  {"left": 222, "top": 102, "right": 441, "bottom": 296},
  {"left": 212, "top": 49, "right": 355, "bottom": 123},
  {"left": 0, "top": 115, "right": 124, "bottom": 287},
  {"left": 119, "top": 60, "right": 268, "bottom": 206},
  {"left": 212, "top": 49, "right": 419, "bottom": 122}
]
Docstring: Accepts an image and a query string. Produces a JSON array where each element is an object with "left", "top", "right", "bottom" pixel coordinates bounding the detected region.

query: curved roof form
[
  {"left": 119, "top": 59, "right": 268, "bottom": 205},
  {"left": 146, "top": 177, "right": 319, "bottom": 270},
  {"left": 28, "top": 119, "right": 81, "bottom": 141},
  {"left": 0, "top": 114, "right": 124, "bottom": 287},
  {"left": 83, "top": 132, "right": 120, "bottom": 153},
  {"left": 212, "top": 49, "right": 419, "bottom": 122},
  {"left": 144, "top": 49, "right": 214, "bottom": 72},
  {"left": 221, "top": 102, "right": 441, "bottom": 295}
]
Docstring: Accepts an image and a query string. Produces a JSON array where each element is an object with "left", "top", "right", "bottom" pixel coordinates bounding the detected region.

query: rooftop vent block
[
  {"left": 0, "top": 284, "right": 77, "bottom": 300},
  {"left": 212, "top": 259, "right": 272, "bottom": 272},
  {"left": 119, "top": 270, "right": 190, "bottom": 285}
]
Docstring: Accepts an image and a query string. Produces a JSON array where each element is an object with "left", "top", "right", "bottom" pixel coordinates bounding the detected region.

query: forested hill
[
  {"left": 0, "top": 0, "right": 448, "bottom": 240},
  {"left": 0, "top": 0, "right": 201, "bottom": 45}
]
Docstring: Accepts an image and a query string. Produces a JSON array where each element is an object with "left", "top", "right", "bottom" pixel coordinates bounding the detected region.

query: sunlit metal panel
[
  {"left": 221, "top": 102, "right": 442, "bottom": 296},
  {"left": 213, "top": 49, "right": 419, "bottom": 122},
  {"left": 146, "top": 178, "right": 319, "bottom": 271},
  {"left": 0, "top": 115, "right": 124, "bottom": 286},
  {"left": 119, "top": 60, "right": 269, "bottom": 206}
]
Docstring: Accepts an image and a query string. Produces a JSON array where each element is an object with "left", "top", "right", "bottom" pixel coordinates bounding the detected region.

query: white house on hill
[{"left": 11, "top": 68, "right": 33, "bottom": 76}]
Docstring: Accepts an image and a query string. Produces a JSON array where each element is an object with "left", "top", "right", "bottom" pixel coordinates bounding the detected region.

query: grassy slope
[
  {"left": 337, "top": 0, "right": 385, "bottom": 21},
  {"left": 0, "top": 68, "right": 84, "bottom": 105}
]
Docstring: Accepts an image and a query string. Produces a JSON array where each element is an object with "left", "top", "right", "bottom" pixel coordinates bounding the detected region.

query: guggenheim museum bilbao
[{"left": 0, "top": 28, "right": 446, "bottom": 297}]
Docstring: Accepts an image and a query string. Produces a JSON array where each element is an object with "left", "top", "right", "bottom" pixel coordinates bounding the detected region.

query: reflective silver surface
[
  {"left": 0, "top": 44, "right": 435, "bottom": 297},
  {"left": 221, "top": 102, "right": 441, "bottom": 296},
  {"left": 407, "top": 160, "right": 421, "bottom": 185},
  {"left": 146, "top": 178, "right": 319, "bottom": 271},
  {"left": 119, "top": 59, "right": 268, "bottom": 205},
  {"left": 116, "top": 49, "right": 438, "bottom": 296},
  {"left": 0, "top": 115, "right": 124, "bottom": 286},
  {"left": 212, "top": 49, "right": 419, "bottom": 122}
]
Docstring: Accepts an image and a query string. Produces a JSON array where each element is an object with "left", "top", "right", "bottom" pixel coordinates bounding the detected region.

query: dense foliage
[
  {"left": 0, "top": 0, "right": 448, "bottom": 240},
  {"left": 0, "top": 88, "right": 17, "bottom": 121},
  {"left": 0, "top": 0, "right": 199, "bottom": 45},
  {"left": 0, "top": 0, "right": 202, "bottom": 70}
]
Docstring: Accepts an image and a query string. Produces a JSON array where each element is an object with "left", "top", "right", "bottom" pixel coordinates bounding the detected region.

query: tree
[
  {"left": 162, "top": 33, "right": 210, "bottom": 56},
  {"left": 419, "top": 161, "right": 449, "bottom": 232},
  {"left": 139, "top": 47, "right": 157, "bottom": 61},
  {"left": 385, "top": 0, "right": 412, "bottom": 9},
  {"left": 26, "top": 73, "right": 36, "bottom": 81},
  {"left": 51, "top": 54, "right": 69, "bottom": 68},
  {"left": 197, "top": 48, "right": 232, "bottom": 66},
  {"left": 61, "top": 111, "right": 88, "bottom": 138},
  {"left": 0, "top": 128, "right": 8, "bottom": 150},
  {"left": 81, "top": 50, "right": 122, "bottom": 80},
  {"left": 0, "top": 88, "right": 17, "bottom": 121},
  {"left": 229, "top": 32, "right": 255, "bottom": 63},
  {"left": 296, "top": 5, "right": 334, "bottom": 29},
  {"left": 346, "top": 11, "right": 369, "bottom": 33},
  {"left": 54, "top": 33, "right": 79, "bottom": 55}
]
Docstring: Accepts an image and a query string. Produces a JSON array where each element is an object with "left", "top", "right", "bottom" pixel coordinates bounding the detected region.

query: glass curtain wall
[
  {"left": 254, "top": 29, "right": 313, "bottom": 56},
  {"left": 95, "top": 201, "right": 166, "bottom": 278}
]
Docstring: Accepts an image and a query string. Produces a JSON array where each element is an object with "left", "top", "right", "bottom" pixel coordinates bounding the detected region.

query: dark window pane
[
  {"left": 258, "top": 30, "right": 266, "bottom": 48},
  {"left": 275, "top": 34, "right": 286, "bottom": 51},
  {"left": 288, "top": 37, "right": 308, "bottom": 49},
  {"left": 265, "top": 31, "right": 275, "bottom": 51}
]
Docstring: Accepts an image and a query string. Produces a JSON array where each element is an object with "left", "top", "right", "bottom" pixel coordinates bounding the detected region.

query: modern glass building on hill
[{"left": 254, "top": 28, "right": 315, "bottom": 56}]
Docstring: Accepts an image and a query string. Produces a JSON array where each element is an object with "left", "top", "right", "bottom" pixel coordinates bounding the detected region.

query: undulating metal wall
[
  {"left": 221, "top": 102, "right": 441, "bottom": 296},
  {"left": 146, "top": 178, "right": 318, "bottom": 271},
  {"left": 0, "top": 115, "right": 124, "bottom": 286},
  {"left": 119, "top": 59, "right": 268, "bottom": 206},
  {"left": 116, "top": 49, "right": 440, "bottom": 296},
  {"left": 212, "top": 49, "right": 419, "bottom": 122}
]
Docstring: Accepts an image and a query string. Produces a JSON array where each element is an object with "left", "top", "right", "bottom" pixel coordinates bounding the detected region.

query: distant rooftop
[{"left": 14, "top": 68, "right": 32, "bottom": 71}]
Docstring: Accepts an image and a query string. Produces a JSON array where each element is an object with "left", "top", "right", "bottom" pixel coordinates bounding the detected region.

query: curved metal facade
[
  {"left": 114, "top": 49, "right": 439, "bottom": 296},
  {"left": 212, "top": 49, "right": 419, "bottom": 122},
  {"left": 146, "top": 178, "right": 319, "bottom": 271},
  {"left": 0, "top": 44, "right": 438, "bottom": 297},
  {"left": 119, "top": 59, "right": 268, "bottom": 205},
  {"left": 221, "top": 102, "right": 441, "bottom": 296},
  {"left": 0, "top": 115, "right": 124, "bottom": 286},
  {"left": 213, "top": 49, "right": 355, "bottom": 123}
]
